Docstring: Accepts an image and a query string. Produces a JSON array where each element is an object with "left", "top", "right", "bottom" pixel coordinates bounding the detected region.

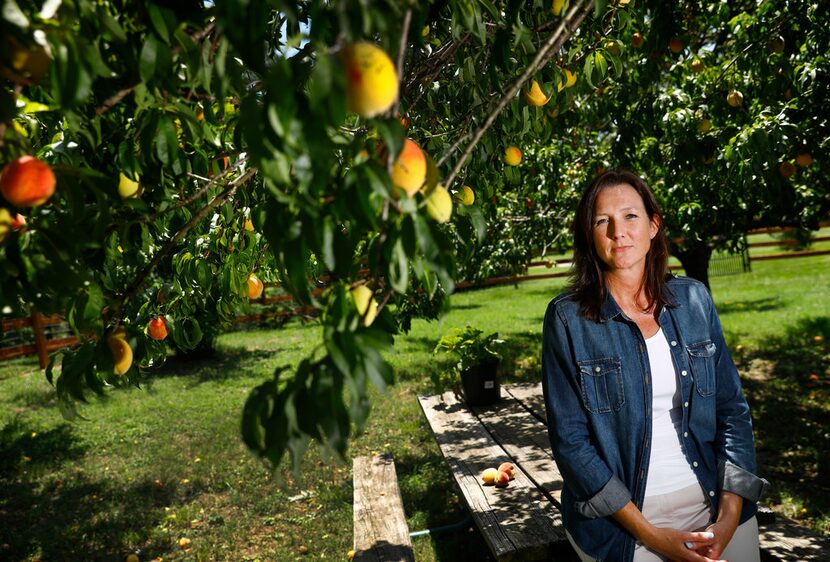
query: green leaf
[
  {"left": 139, "top": 34, "right": 172, "bottom": 83},
  {"left": 388, "top": 238, "right": 409, "bottom": 293},
  {"left": 146, "top": 3, "right": 177, "bottom": 44}
]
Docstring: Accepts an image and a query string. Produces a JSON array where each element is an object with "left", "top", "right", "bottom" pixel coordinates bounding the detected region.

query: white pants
[{"left": 566, "top": 483, "right": 761, "bottom": 562}]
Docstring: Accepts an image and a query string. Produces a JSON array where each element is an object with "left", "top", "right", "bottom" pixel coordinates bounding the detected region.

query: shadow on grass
[
  {"left": 716, "top": 297, "right": 784, "bottom": 316},
  {"left": 0, "top": 417, "right": 215, "bottom": 560},
  {"left": 147, "top": 347, "right": 277, "bottom": 384},
  {"left": 394, "top": 449, "right": 496, "bottom": 562},
  {"left": 739, "top": 317, "right": 830, "bottom": 523}
]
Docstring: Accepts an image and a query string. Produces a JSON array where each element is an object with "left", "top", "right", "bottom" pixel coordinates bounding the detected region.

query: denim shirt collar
[{"left": 599, "top": 277, "right": 682, "bottom": 323}]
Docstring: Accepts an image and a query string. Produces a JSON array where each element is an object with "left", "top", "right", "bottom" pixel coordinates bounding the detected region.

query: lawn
[{"left": 0, "top": 254, "right": 828, "bottom": 561}]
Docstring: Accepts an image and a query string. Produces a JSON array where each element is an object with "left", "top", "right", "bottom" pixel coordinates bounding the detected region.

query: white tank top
[{"left": 643, "top": 327, "right": 699, "bottom": 496}]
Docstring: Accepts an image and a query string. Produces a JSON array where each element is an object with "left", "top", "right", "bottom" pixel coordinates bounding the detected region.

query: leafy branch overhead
[{"left": 1, "top": 0, "right": 827, "bottom": 470}]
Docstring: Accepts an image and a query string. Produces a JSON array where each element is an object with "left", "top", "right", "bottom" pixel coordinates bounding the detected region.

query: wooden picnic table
[{"left": 418, "top": 382, "right": 830, "bottom": 561}]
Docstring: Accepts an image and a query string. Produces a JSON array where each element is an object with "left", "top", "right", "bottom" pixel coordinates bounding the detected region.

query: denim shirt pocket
[
  {"left": 577, "top": 357, "right": 625, "bottom": 414},
  {"left": 687, "top": 340, "right": 717, "bottom": 397}
]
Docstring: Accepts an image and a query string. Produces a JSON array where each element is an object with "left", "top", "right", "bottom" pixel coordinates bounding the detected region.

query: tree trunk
[{"left": 673, "top": 243, "right": 713, "bottom": 290}]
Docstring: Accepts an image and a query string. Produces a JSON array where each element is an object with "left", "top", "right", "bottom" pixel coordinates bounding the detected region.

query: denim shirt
[{"left": 542, "top": 275, "right": 768, "bottom": 562}]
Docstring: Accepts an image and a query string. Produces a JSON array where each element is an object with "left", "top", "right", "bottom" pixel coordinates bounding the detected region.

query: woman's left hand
[
  {"left": 694, "top": 519, "right": 738, "bottom": 559},
  {"left": 695, "top": 491, "right": 743, "bottom": 558}
]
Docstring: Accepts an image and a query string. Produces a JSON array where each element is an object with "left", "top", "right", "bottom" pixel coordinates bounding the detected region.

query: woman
[{"left": 542, "top": 170, "right": 767, "bottom": 562}]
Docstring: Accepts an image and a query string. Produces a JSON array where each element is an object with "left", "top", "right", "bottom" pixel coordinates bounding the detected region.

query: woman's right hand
[{"left": 641, "top": 525, "right": 723, "bottom": 562}]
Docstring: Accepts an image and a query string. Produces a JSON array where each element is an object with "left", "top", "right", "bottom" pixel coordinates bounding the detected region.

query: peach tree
[{"left": 6, "top": 0, "right": 781, "bottom": 469}]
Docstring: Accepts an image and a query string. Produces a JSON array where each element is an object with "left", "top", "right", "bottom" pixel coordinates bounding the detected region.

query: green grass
[{"left": 1, "top": 256, "right": 828, "bottom": 561}]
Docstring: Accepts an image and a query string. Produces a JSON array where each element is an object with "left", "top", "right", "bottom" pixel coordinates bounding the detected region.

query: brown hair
[{"left": 569, "top": 169, "right": 672, "bottom": 321}]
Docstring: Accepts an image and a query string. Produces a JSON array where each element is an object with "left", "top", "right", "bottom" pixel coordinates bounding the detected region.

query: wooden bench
[
  {"left": 419, "top": 382, "right": 830, "bottom": 561},
  {"left": 418, "top": 389, "right": 570, "bottom": 561},
  {"left": 352, "top": 453, "right": 415, "bottom": 562}
]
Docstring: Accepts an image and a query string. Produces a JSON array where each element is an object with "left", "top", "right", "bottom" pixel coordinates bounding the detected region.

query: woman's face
[{"left": 591, "top": 183, "right": 659, "bottom": 275}]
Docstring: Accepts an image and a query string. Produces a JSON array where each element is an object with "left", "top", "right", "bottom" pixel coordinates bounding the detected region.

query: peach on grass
[
  {"left": 341, "top": 42, "right": 398, "bottom": 118},
  {"left": 391, "top": 139, "right": 427, "bottom": 197},
  {"left": 0, "top": 156, "right": 56, "bottom": 207},
  {"left": 504, "top": 146, "right": 522, "bottom": 166}
]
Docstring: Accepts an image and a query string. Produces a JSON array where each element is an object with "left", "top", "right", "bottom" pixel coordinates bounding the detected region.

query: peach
[
  {"left": 341, "top": 42, "right": 398, "bottom": 118},
  {"left": 247, "top": 274, "right": 264, "bottom": 299},
  {"left": 391, "top": 139, "right": 427, "bottom": 197},
  {"left": 0, "top": 156, "right": 55, "bottom": 207},
  {"left": 425, "top": 185, "right": 453, "bottom": 224},
  {"left": 727, "top": 90, "right": 743, "bottom": 108},
  {"left": 504, "top": 146, "right": 522, "bottom": 166},
  {"left": 350, "top": 285, "right": 378, "bottom": 327},
  {"left": 631, "top": 32, "right": 645, "bottom": 49},
  {"left": 796, "top": 152, "right": 813, "bottom": 167},
  {"left": 107, "top": 333, "right": 133, "bottom": 376},
  {"left": 498, "top": 462, "right": 515, "bottom": 480},
  {"left": 459, "top": 185, "right": 475, "bottom": 206},
  {"left": 481, "top": 467, "right": 498, "bottom": 485},
  {"left": 669, "top": 38, "right": 684, "bottom": 54},
  {"left": 494, "top": 470, "right": 511, "bottom": 487},
  {"left": 524, "top": 80, "right": 550, "bottom": 106}
]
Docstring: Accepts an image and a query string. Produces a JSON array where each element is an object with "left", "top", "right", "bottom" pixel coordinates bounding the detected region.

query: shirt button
[
  {"left": 683, "top": 431, "right": 688, "bottom": 437},
  {"left": 595, "top": 366, "right": 601, "bottom": 372},
  {"left": 684, "top": 402, "right": 689, "bottom": 408},
  {"left": 693, "top": 461, "right": 699, "bottom": 467},
  {"left": 671, "top": 340, "right": 678, "bottom": 347},
  {"left": 681, "top": 370, "right": 688, "bottom": 376},
  {"left": 709, "top": 490, "right": 715, "bottom": 497}
]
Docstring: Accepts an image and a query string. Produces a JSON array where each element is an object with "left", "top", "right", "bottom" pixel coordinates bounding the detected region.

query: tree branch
[
  {"left": 442, "top": 0, "right": 593, "bottom": 190},
  {"left": 392, "top": 9, "right": 412, "bottom": 118},
  {"left": 117, "top": 167, "right": 257, "bottom": 309},
  {"left": 95, "top": 22, "right": 217, "bottom": 116}
]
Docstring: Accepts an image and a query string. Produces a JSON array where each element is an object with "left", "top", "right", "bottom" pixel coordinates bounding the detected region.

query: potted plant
[{"left": 433, "top": 325, "right": 504, "bottom": 406}]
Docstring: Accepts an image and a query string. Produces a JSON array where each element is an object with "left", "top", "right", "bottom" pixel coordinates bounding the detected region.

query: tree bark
[{"left": 673, "top": 242, "right": 713, "bottom": 290}]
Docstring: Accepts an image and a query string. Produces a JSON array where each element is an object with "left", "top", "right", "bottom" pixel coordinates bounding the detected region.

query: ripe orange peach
[
  {"left": 494, "top": 470, "right": 511, "bottom": 488},
  {"left": 498, "top": 462, "right": 515, "bottom": 480},
  {"left": 247, "top": 274, "right": 264, "bottom": 299},
  {"left": 504, "top": 146, "right": 522, "bottom": 166},
  {"left": 391, "top": 139, "right": 427, "bottom": 197},
  {"left": 631, "top": 32, "right": 645, "bottom": 49},
  {"left": 341, "top": 42, "right": 398, "bottom": 118},
  {"left": 0, "top": 156, "right": 55, "bottom": 207},
  {"left": 481, "top": 467, "right": 498, "bottom": 485}
]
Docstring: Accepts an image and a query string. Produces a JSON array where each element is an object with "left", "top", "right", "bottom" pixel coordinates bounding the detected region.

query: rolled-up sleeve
[
  {"left": 542, "top": 301, "right": 631, "bottom": 519},
  {"left": 706, "top": 291, "right": 769, "bottom": 502}
]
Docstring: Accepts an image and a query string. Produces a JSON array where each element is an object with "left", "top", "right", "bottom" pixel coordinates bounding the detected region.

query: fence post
[{"left": 30, "top": 308, "right": 49, "bottom": 369}]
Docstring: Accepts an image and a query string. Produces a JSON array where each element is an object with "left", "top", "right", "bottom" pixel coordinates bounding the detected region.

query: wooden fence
[{"left": 3, "top": 227, "right": 830, "bottom": 366}]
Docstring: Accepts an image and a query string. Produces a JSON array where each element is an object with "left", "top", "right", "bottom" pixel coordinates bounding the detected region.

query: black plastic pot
[{"left": 459, "top": 357, "right": 500, "bottom": 406}]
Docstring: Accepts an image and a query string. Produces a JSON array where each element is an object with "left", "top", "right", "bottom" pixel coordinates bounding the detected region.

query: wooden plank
[
  {"left": 1, "top": 316, "right": 33, "bottom": 331},
  {"left": 0, "top": 343, "right": 37, "bottom": 360},
  {"left": 419, "top": 391, "right": 564, "bottom": 561},
  {"left": 29, "top": 309, "right": 48, "bottom": 369},
  {"left": 472, "top": 391, "right": 565, "bottom": 503},
  {"left": 353, "top": 454, "right": 414, "bottom": 562},
  {"left": 758, "top": 514, "right": 830, "bottom": 560},
  {"left": 503, "top": 383, "right": 548, "bottom": 424}
]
